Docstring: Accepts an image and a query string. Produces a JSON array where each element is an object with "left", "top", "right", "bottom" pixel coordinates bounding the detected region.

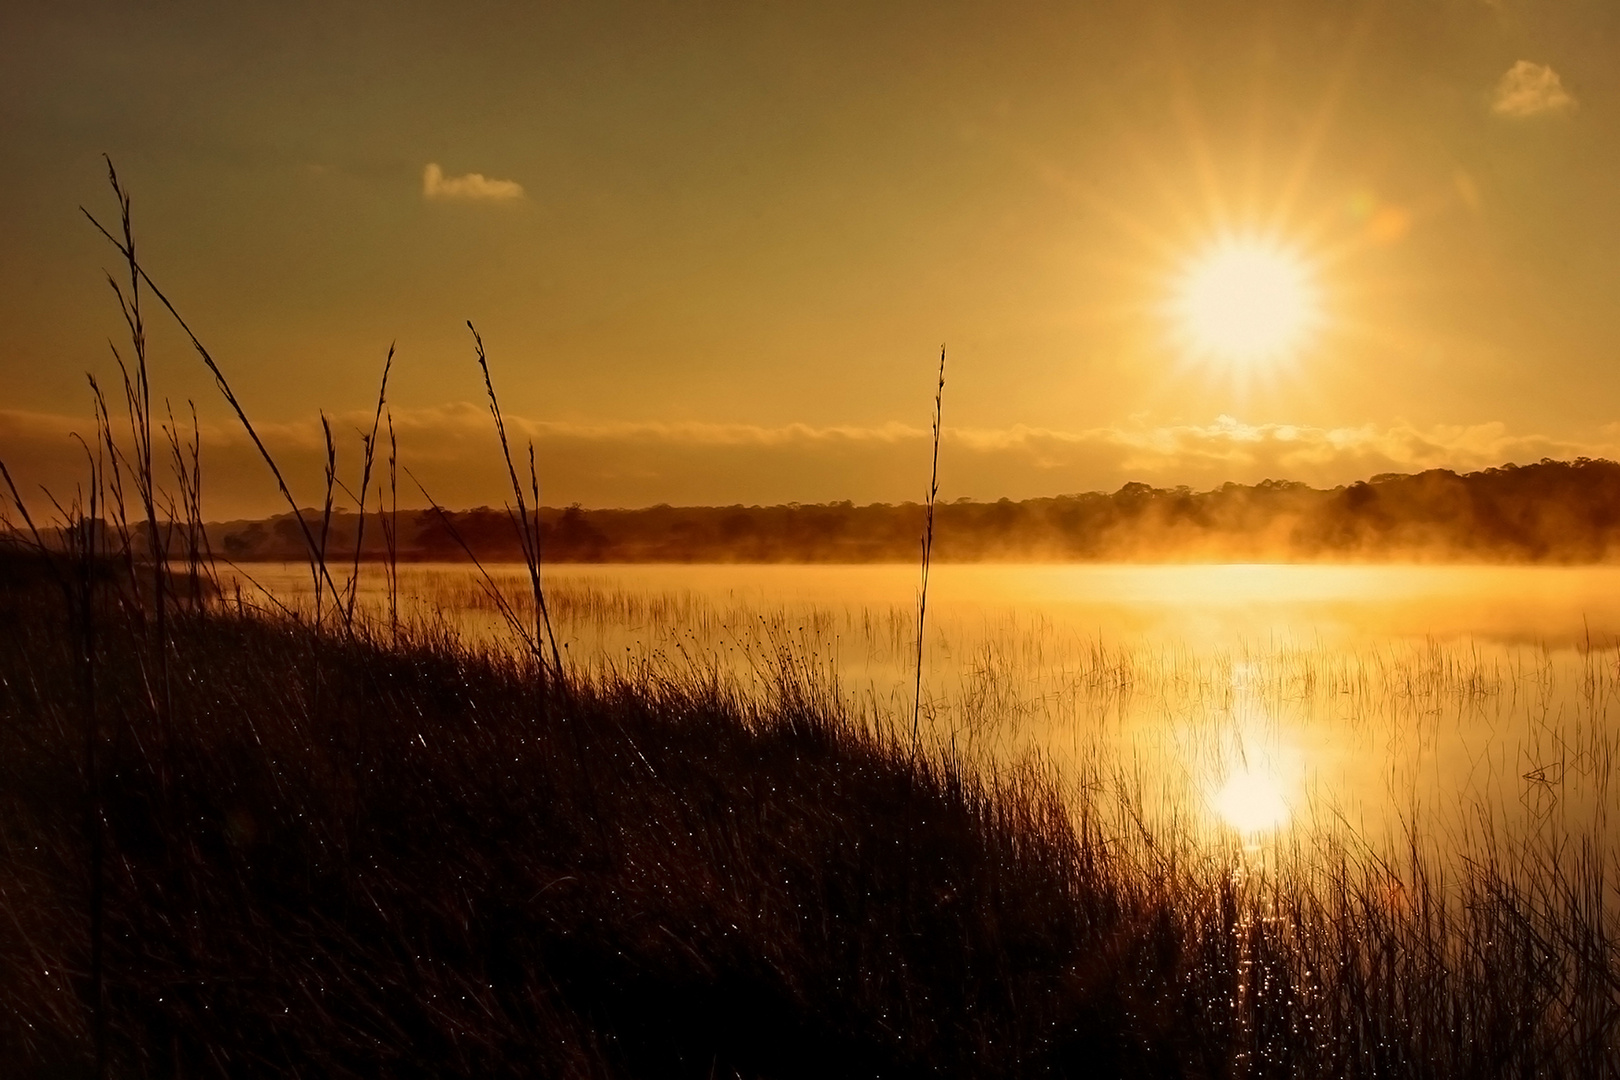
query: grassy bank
[
  {"left": 4, "top": 162, "right": 1612, "bottom": 1078},
  {"left": 2, "top": 561, "right": 1616, "bottom": 1078},
  {"left": 0, "top": 562, "right": 1200, "bottom": 1078}
]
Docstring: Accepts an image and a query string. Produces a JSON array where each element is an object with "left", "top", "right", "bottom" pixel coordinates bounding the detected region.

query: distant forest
[{"left": 188, "top": 458, "right": 1620, "bottom": 564}]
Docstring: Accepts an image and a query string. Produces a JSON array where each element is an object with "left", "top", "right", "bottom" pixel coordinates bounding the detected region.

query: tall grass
[
  {"left": 913, "top": 344, "right": 945, "bottom": 752},
  {"left": 343, "top": 345, "right": 393, "bottom": 628},
  {"left": 1, "top": 163, "right": 1616, "bottom": 1078},
  {"left": 83, "top": 163, "right": 345, "bottom": 629},
  {"left": 469, "top": 321, "right": 562, "bottom": 680},
  {"left": 3, "top": 571, "right": 1618, "bottom": 1076}
]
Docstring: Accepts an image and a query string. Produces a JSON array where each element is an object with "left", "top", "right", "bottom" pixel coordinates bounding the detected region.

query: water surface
[{"left": 228, "top": 561, "right": 1620, "bottom": 865}]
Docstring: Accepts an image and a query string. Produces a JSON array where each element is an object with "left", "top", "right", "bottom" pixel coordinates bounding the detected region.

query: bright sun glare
[
  {"left": 1172, "top": 239, "right": 1321, "bottom": 368},
  {"left": 1211, "top": 764, "right": 1292, "bottom": 834}
]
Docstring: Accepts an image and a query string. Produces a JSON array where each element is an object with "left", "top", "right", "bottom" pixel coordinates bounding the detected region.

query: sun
[{"left": 1170, "top": 237, "right": 1321, "bottom": 370}]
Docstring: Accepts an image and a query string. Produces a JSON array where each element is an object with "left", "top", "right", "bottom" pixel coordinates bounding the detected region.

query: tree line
[{"left": 201, "top": 457, "right": 1620, "bottom": 564}]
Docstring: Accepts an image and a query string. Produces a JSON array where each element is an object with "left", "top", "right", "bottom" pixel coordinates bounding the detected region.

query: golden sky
[{"left": 3, "top": 0, "right": 1619, "bottom": 515}]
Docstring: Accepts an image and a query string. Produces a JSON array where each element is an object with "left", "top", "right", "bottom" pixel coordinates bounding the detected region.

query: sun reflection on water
[
  {"left": 1205, "top": 664, "right": 1302, "bottom": 837},
  {"left": 229, "top": 561, "right": 1620, "bottom": 862},
  {"left": 1211, "top": 763, "right": 1292, "bottom": 834}
]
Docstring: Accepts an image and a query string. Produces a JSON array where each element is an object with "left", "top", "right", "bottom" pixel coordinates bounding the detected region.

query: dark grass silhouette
[
  {"left": 0, "top": 564, "right": 1203, "bottom": 1079},
  {"left": 912, "top": 344, "right": 945, "bottom": 751},
  {"left": 3, "top": 558, "right": 1617, "bottom": 1078},
  {"left": 2, "top": 162, "right": 1616, "bottom": 1080}
]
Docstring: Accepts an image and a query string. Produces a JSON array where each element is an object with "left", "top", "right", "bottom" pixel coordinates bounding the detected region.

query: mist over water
[{"left": 230, "top": 561, "right": 1620, "bottom": 868}]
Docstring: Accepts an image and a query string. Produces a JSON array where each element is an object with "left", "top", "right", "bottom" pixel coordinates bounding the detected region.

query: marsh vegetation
[
  {"left": 5, "top": 555, "right": 1620, "bottom": 1076},
  {"left": 2, "top": 166, "right": 1616, "bottom": 1077}
]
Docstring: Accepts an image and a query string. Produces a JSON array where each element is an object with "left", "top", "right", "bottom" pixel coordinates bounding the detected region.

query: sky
[{"left": 3, "top": 0, "right": 1620, "bottom": 516}]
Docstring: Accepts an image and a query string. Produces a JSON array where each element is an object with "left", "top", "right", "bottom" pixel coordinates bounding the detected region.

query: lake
[{"left": 225, "top": 561, "right": 1620, "bottom": 870}]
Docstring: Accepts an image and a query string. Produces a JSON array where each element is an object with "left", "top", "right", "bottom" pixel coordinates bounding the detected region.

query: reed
[
  {"left": 344, "top": 346, "right": 394, "bottom": 627},
  {"left": 404, "top": 466, "right": 543, "bottom": 653},
  {"left": 382, "top": 411, "right": 399, "bottom": 640},
  {"left": 83, "top": 163, "right": 347, "bottom": 629},
  {"left": 913, "top": 344, "right": 945, "bottom": 751},
  {"left": 3, "top": 577, "right": 1617, "bottom": 1077},
  {"left": 468, "top": 321, "right": 563, "bottom": 681},
  {"left": 3, "top": 162, "right": 1615, "bottom": 1079}
]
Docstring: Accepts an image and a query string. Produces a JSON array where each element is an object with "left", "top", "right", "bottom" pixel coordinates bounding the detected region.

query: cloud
[
  {"left": 1492, "top": 61, "right": 1577, "bottom": 118},
  {"left": 4, "top": 407, "right": 1615, "bottom": 520},
  {"left": 422, "top": 163, "right": 525, "bottom": 202}
]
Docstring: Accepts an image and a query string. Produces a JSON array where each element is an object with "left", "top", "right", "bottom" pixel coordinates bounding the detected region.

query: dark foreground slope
[
  {"left": 0, "top": 567, "right": 1202, "bottom": 1079},
  {"left": 2, "top": 561, "right": 1613, "bottom": 1078}
]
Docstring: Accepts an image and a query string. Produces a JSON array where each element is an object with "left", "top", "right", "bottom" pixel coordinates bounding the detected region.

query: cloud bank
[
  {"left": 3, "top": 408, "right": 1614, "bottom": 521},
  {"left": 422, "top": 163, "right": 525, "bottom": 201},
  {"left": 1492, "top": 61, "right": 1577, "bottom": 118}
]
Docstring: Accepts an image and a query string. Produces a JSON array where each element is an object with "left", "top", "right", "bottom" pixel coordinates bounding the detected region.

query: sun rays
[{"left": 1036, "top": 7, "right": 1413, "bottom": 408}]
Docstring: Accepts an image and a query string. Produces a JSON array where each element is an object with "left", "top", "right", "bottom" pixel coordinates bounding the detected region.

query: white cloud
[
  {"left": 422, "top": 163, "right": 525, "bottom": 202},
  {"left": 1492, "top": 61, "right": 1577, "bottom": 118}
]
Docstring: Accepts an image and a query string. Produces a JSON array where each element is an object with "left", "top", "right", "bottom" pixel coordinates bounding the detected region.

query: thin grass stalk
[
  {"left": 177, "top": 402, "right": 204, "bottom": 606},
  {"left": 81, "top": 163, "right": 349, "bottom": 628},
  {"left": 0, "top": 461, "right": 65, "bottom": 594},
  {"left": 161, "top": 405, "right": 189, "bottom": 605},
  {"left": 98, "top": 162, "right": 172, "bottom": 755},
  {"left": 345, "top": 345, "right": 394, "bottom": 626},
  {"left": 467, "top": 322, "right": 561, "bottom": 677},
  {"left": 215, "top": 556, "right": 301, "bottom": 623},
  {"left": 87, "top": 377, "right": 139, "bottom": 615},
  {"left": 404, "top": 466, "right": 537, "bottom": 654},
  {"left": 184, "top": 400, "right": 220, "bottom": 601},
  {"left": 376, "top": 480, "right": 393, "bottom": 628},
  {"left": 110, "top": 187, "right": 159, "bottom": 610},
  {"left": 912, "top": 345, "right": 945, "bottom": 751},
  {"left": 528, "top": 442, "right": 563, "bottom": 680},
  {"left": 316, "top": 414, "right": 337, "bottom": 629},
  {"left": 386, "top": 412, "right": 398, "bottom": 641},
  {"left": 162, "top": 401, "right": 203, "bottom": 609}
]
